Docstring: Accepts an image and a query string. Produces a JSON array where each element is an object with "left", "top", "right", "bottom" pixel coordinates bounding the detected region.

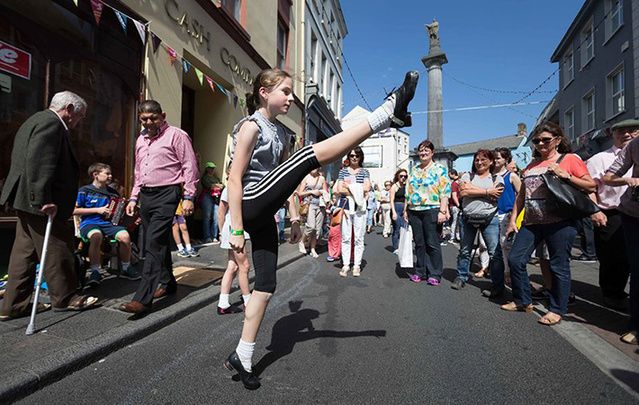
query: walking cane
[{"left": 26, "top": 214, "right": 53, "bottom": 335}]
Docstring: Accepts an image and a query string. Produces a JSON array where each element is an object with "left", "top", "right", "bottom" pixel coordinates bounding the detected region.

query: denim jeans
[
  {"left": 277, "top": 207, "right": 286, "bottom": 240},
  {"left": 408, "top": 208, "right": 443, "bottom": 280},
  {"left": 621, "top": 214, "right": 639, "bottom": 331},
  {"left": 391, "top": 202, "right": 406, "bottom": 250},
  {"left": 201, "top": 193, "right": 219, "bottom": 240},
  {"left": 456, "top": 214, "right": 499, "bottom": 282},
  {"left": 508, "top": 220, "right": 577, "bottom": 315}
]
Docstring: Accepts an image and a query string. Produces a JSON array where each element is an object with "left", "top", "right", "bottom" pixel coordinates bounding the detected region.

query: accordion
[{"left": 105, "top": 197, "right": 127, "bottom": 225}]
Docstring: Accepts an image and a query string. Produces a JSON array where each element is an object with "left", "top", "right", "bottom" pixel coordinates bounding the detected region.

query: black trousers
[
  {"left": 407, "top": 208, "right": 443, "bottom": 280},
  {"left": 594, "top": 209, "right": 629, "bottom": 299},
  {"left": 133, "top": 185, "right": 181, "bottom": 305}
]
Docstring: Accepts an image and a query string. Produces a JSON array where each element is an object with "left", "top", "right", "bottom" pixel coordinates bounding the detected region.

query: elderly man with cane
[{"left": 0, "top": 91, "right": 97, "bottom": 322}]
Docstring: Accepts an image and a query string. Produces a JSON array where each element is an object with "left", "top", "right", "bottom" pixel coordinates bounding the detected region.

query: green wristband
[{"left": 231, "top": 229, "right": 244, "bottom": 236}]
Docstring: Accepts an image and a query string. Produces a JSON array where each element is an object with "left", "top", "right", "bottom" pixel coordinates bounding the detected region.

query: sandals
[
  {"left": 538, "top": 312, "right": 562, "bottom": 326},
  {"left": 620, "top": 331, "right": 638, "bottom": 345},
  {"left": 500, "top": 301, "right": 533, "bottom": 313},
  {"left": 388, "top": 71, "right": 419, "bottom": 128},
  {"left": 53, "top": 295, "right": 98, "bottom": 312},
  {"left": 0, "top": 302, "right": 51, "bottom": 321}
]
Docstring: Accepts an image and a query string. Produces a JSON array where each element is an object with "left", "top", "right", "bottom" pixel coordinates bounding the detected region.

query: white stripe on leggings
[
  {"left": 244, "top": 145, "right": 314, "bottom": 196},
  {"left": 243, "top": 147, "right": 315, "bottom": 200}
]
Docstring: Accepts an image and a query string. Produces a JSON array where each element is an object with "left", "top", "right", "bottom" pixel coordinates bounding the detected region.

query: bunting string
[{"left": 73, "top": 0, "right": 242, "bottom": 109}]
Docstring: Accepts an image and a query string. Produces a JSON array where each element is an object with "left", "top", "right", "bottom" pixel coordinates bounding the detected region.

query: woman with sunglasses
[
  {"left": 404, "top": 140, "right": 451, "bottom": 284},
  {"left": 502, "top": 122, "right": 596, "bottom": 325},
  {"left": 390, "top": 168, "right": 409, "bottom": 253},
  {"left": 336, "top": 147, "right": 371, "bottom": 277}
]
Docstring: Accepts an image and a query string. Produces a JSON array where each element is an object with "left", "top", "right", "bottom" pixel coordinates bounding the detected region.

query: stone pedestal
[{"left": 433, "top": 148, "right": 457, "bottom": 173}]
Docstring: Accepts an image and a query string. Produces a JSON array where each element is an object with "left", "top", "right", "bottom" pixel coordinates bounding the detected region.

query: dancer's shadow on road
[{"left": 254, "top": 301, "right": 386, "bottom": 376}]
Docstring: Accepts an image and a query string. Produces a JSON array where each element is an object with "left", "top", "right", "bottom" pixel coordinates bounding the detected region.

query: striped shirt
[
  {"left": 130, "top": 122, "right": 199, "bottom": 201},
  {"left": 337, "top": 167, "right": 370, "bottom": 185}
]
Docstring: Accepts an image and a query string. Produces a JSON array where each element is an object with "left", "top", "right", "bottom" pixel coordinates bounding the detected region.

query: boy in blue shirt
[{"left": 74, "top": 163, "right": 140, "bottom": 286}]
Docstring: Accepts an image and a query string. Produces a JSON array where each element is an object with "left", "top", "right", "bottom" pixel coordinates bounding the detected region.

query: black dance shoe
[
  {"left": 388, "top": 71, "right": 419, "bottom": 128},
  {"left": 224, "top": 351, "right": 261, "bottom": 390}
]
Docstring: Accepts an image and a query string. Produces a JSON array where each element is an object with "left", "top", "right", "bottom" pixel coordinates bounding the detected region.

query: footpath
[{"left": 0, "top": 236, "right": 305, "bottom": 403}]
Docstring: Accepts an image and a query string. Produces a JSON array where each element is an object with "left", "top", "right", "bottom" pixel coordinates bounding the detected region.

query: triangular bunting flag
[
  {"left": 133, "top": 20, "right": 146, "bottom": 44},
  {"left": 194, "top": 67, "right": 204, "bottom": 85},
  {"left": 215, "top": 83, "right": 227, "bottom": 95},
  {"left": 205, "top": 76, "right": 216, "bottom": 92},
  {"left": 90, "top": 0, "right": 103, "bottom": 25},
  {"left": 151, "top": 33, "right": 161, "bottom": 53},
  {"left": 226, "top": 90, "right": 232, "bottom": 105},
  {"left": 73, "top": 0, "right": 79, "bottom": 6},
  {"left": 233, "top": 95, "right": 238, "bottom": 108},
  {"left": 239, "top": 98, "right": 245, "bottom": 108},
  {"left": 166, "top": 46, "right": 177, "bottom": 65},
  {"left": 114, "top": 10, "right": 128, "bottom": 33},
  {"left": 182, "top": 60, "right": 190, "bottom": 74}
]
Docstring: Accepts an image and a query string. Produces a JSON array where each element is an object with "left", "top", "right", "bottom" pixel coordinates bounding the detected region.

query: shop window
[
  {"left": 0, "top": 0, "right": 142, "bottom": 217},
  {"left": 221, "top": 0, "right": 241, "bottom": 22}
]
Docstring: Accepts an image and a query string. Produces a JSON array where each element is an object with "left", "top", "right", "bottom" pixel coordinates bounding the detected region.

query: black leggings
[{"left": 242, "top": 145, "right": 320, "bottom": 293}]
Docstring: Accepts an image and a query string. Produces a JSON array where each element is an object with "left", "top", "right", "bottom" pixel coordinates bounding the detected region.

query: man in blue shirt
[{"left": 74, "top": 163, "right": 140, "bottom": 286}]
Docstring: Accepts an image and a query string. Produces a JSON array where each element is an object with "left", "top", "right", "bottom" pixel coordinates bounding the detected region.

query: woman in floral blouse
[{"left": 404, "top": 140, "right": 451, "bottom": 284}]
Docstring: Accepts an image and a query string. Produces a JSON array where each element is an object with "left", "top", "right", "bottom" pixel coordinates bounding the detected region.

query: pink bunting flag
[
  {"left": 205, "top": 76, "right": 216, "bottom": 92},
  {"left": 90, "top": 0, "right": 103, "bottom": 25},
  {"left": 166, "top": 46, "right": 177, "bottom": 65}
]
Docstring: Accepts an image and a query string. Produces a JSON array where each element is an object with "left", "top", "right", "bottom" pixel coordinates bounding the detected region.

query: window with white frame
[
  {"left": 564, "top": 108, "right": 574, "bottom": 140},
  {"left": 582, "top": 90, "right": 595, "bottom": 132},
  {"left": 581, "top": 21, "right": 594, "bottom": 67},
  {"left": 310, "top": 34, "right": 318, "bottom": 81},
  {"left": 607, "top": 66, "right": 625, "bottom": 117},
  {"left": 361, "top": 145, "right": 383, "bottom": 168},
  {"left": 277, "top": 20, "right": 288, "bottom": 70},
  {"left": 605, "top": 0, "right": 623, "bottom": 41},
  {"left": 563, "top": 49, "right": 574, "bottom": 87}
]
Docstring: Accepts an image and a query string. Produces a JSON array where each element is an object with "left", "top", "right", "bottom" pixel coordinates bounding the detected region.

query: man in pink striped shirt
[{"left": 120, "top": 100, "right": 199, "bottom": 315}]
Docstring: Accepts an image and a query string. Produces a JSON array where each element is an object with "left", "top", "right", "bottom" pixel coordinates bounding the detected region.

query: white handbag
[{"left": 398, "top": 224, "right": 414, "bottom": 268}]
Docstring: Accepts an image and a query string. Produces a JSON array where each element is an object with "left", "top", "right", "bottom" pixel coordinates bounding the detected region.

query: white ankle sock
[
  {"left": 236, "top": 339, "right": 255, "bottom": 371},
  {"left": 121, "top": 262, "right": 130, "bottom": 271},
  {"left": 242, "top": 294, "right": 251, "bottom": 305},
  {"left": 218, "top": 293, "right": 230, "bottom": 309},
  {"left": 367, "top": 94, "right": 395, "bottom": 133},
  {"left": 186, "top": 243, "right": 192, "bottom": 250},
  {"left": 177, "top": 243, "right": 184, "bottom": 251},
  {"left": 90, "top": 264, "right": 100, "bottom": 273}
]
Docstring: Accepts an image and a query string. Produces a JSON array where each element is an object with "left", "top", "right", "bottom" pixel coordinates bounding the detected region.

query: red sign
[{"left": 0, "top": 40, "right": 31, "bottom": 80}]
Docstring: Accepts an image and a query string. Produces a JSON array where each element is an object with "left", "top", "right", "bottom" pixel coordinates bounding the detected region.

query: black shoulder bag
[{"left": 540, "top": 154, "right": 600, "bottom": 219}]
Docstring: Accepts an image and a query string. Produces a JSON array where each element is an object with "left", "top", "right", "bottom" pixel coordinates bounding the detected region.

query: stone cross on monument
[{"left": 421, "top": 19, "right": 456, "bottom": 169}]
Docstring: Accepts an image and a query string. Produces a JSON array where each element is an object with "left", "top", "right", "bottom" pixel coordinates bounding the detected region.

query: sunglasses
[
  {"left": 399, "top": 175, "right": 408, "bottom": 179},
  {"left": 532, "top": 136, "right": 555, "bottom": 145},
  {"left": 349, "top": 154, "right": 359, "bottom": 158}
]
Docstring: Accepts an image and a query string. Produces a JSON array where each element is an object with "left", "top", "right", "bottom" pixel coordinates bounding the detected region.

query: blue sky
[{"left": 340, "top": 0, "right": 584, "bottom": 149}]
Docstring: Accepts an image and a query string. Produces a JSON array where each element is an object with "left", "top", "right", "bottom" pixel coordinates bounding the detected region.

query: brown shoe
[
  {"left": 500, "top": 301, "right": 533, "bottom": 313},
  {"left": 119, "top": 300, "right": 151, "bottom": 314}
]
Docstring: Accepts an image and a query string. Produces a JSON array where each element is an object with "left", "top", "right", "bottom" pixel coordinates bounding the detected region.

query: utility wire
[{"left": 341, "top": 53, "right": 372, "bottom": 110}]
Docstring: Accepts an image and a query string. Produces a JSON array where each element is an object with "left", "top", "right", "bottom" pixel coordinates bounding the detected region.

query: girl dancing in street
[{"left": 224, "top": 68, "right": 418, "bottom": 389}]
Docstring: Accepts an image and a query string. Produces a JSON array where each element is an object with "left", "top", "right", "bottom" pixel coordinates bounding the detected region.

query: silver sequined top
[{"left": 231, "top": 111, "right": 289, "bottom": 190}]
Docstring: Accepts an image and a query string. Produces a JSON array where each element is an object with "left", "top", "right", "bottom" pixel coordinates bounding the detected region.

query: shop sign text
[
  {"left": 221, "top": 48, "right": 253, "bottom": 85},
  {"left": 0, "top": 40, "right": 31, "bottom": 80},
  {"left": 165, "top": 0, "right": 211, "bottom": 51}
]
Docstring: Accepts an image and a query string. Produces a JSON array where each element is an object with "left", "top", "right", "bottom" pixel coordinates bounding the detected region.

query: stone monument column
[{"left": 422, "top": 19, "right": 456, "bottom": 169}]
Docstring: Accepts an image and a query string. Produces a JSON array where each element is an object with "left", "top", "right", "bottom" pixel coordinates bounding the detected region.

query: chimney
[{"left": 517, "top": 122, "right": 527, "bottom": 137}]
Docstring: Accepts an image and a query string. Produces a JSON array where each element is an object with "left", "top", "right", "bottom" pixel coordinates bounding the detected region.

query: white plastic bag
[{"left": 398, "top": 224, "right": 414, "bottom": 268}]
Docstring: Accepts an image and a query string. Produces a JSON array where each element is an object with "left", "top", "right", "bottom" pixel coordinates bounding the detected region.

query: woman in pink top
[{"left": 502, "top": 122, "right": 596, "bottom": 325}]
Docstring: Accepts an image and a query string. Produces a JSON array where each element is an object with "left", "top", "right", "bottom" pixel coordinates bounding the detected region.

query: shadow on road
[
  {"left": 610, "top": 369, "right": 639, "bottom": 394},
  {"left": 253, "top": 301, "right": 386, "bottom": 376}
]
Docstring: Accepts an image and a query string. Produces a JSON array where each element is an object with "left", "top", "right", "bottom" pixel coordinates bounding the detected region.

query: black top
[{"left": 394, "top": 185, "right": 406, "bottom": 203}]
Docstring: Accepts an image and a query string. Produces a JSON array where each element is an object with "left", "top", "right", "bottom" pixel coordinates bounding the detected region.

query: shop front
[{"left": 0, "top": 0, "right": 144, "bottom": 220}]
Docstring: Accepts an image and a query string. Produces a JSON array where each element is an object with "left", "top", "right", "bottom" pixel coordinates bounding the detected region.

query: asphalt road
[{"left": 17, "top": 232, "right": 638, "bottom": 404}]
